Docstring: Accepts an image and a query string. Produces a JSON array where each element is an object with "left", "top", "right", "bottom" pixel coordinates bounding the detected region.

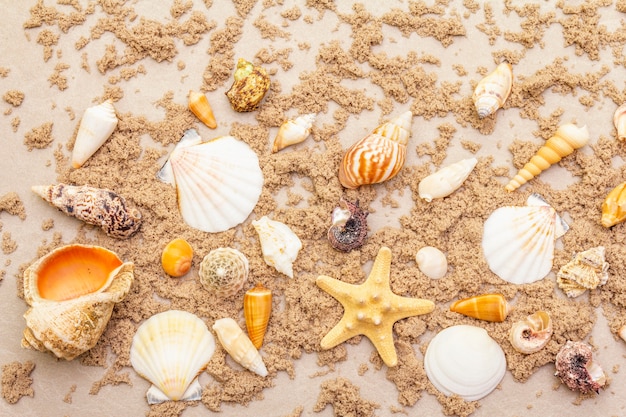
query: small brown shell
[
  {"left": 327, "top": 199, "right": 368, "bottom": 252},
  {"left": 225, "top": 58, "right": 270, "bottom": 112},
  {"left": 554, "top": 341, "right": 606, "bottom": 394},
  {"left": 243, "top": 283, "right": 272, "bottom": 349},
  {"left": 450, "top": 293, "right": 511, "bottom": 322}
]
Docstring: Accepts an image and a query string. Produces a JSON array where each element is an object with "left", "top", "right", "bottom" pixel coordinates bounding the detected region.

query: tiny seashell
[
  {"left": 272, "top": 113, "right": 315, "bottom": 152},
  {"left": 161, "top": 238, "right": 193, "bottom": 278},
  {"left": 619, "top": 325, "right": 626, "bottom": 343},
  {"left": 613, "top": 103, "right": 626, "bottom": 141},
  {"left": 424, "top": 325, "right": 506, "bottom": 401},
  {"left": 482, "top": 193, "right": 569, "bottom": 284},
  {"left": 338, "top": 111, "right": 412, "bottom": 189},
  {"left": 557, "top": 246, "right": 609, "bottom": 298},
  {"left": 418, "top": 158, "right": 477, "bottom": 202},
  {"left": 188, "top": 90, "right": 217, "bottom": 129},
  {"left": 472, "top": 62, "right": 513, "bottom": 118},
  {"left": 601, "top": 181, "right": 626, "bottom": 228},
  {"left": 212, "top": 317, "right": 268, "bottom": 377},
  {"left": 244, "top": 283, "right": 272, "bottom": 349},
  {"left": 72, "top": 99, "right": 118, "bottom": 169},
  {"left": 554, "top": 340, "right": 606, "bottom": 394},
  {"left": 22, "top": 244, "right": 133, "bottom": 360},
  {"left": 199, "top": 248, "right": 249, "bottom": 297},
  {"left": 31, "top": 183, "right": 142, "bottom": 239},
  {"left": 505, "top": 123, "right": 589, "bottom": 192},
  {"left": 509, "top": 311, "right": 553, "bottom": 354},
  {"left": 157, "top": 129, "right": 263, "bottom": 233},
  {"left": 327, "top": 199, "right": 369, "bottom": 252},
  {"left": 225, "top": 58, "right": 270, "bottom": 112},
  {"left": 130, "top": 310, "right": 216, "bottom": 404},
  {"left": 252, "top": 216, "right": 302, "bottom": 279},
  {"left": 415, "top": 246, "right": 448, "bottom": 279},
  {"left": 449, "top": 293, "right": 511, "bottom": 322}
]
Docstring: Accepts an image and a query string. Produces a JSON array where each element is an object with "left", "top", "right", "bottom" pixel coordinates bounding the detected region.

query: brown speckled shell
[
  {"left": 327, "top": 199, "right": 369, "bottom": 252},
  {"left": 554, "top": 341, "right": 606, "bottom": 394},
  {"left": 225, "top": 58, "right": 270, "bottom": 112}
]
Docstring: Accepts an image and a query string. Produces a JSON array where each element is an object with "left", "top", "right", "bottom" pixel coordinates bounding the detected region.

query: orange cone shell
[
  {"left": 243, "top": 283, "right": 272, "bottom": 349},
  {"left": 188, "top": 90, "right": 217, "bottom": 129},
  {"left": 450, "top": 293, "right": 511, "bottom": 322}
]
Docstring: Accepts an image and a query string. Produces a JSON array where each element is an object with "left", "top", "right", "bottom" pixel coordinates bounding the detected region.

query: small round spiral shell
[
  {"left": 161, "top": 238, "right": 193, "bottom": 278},
  {"left": 509, "top": 311, "right": 553, "bottom": 354},
  {"left": 554, "top": 341, "right": 606, "bottom": 394},
  {"left": 472, "top": 62, "right": 513, "bottom": 118},
  {"left": 199, "top": 248, "right": 249, "bottom": 297},
  {"left": 225, "top": 58, "right": 270, "bottom": 112},
  {"left": 327, "top": 199, "right": 369, "bottom": 252},
  {"left": 415, "top": 246, "right": 447, "bottom": 279}
]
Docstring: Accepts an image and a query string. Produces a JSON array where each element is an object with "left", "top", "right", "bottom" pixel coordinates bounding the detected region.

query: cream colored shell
[
  {"left": 272, "top": 113, "right": 315, "bottom": 152},
  {"left": 252, "top": 216, "right": 302, "bottom": 278},
  {"left": 72, "top": 99, "right": 118, "bottom": 169},
  {"left": 509, "top": 311, "right": 553, "bottom": 354},
  {"left": 472, "top": 62, "right": 513, "bottom": 118},
  {"left": 613, "top": 102, "right": 626, "bottom": 141},
  {"left": 212, "top": 317, "right": 268, "bottom": 377},
  {"left": 418, "top": 158, "right": 477, "bottom": 202},
  {"left": 199, "top": 247, "right": 249, "bottom": 297},
  {"left": 415, "top": 246, "right": 448, "bottom": 279},
  {"left": 556, "top": 246, "right": 609, "bottom": 298}
]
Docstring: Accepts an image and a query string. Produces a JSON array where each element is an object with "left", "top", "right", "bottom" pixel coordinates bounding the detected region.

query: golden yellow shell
[
  {"left": 225, "top": 58, "right": 270, "bottom": 112},
  {"left": 188, "top": 90, "right": 217, "bottom": 129},
  {"left": 472, "top": 62, "right": 513, "bottom": 118},
  {"left": 601, "top": 181, "right": 626, "bottom": 228},
  {"left": 449, "top": 293, "right": 511, "bottom": 322},
  {"left": 243, "top": 283, "right": 272, "bottom": 349},
  {"left": 161, "top": 238, "right": 193, "bottom": 278},
  {"left": 338, "top": 111, "right": 412, "bottom": 189},
  {"left": 505, "top": 123, "right": 589, "bottom": 192}
]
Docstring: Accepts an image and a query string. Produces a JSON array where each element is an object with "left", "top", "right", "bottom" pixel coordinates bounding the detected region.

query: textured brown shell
[
  {"left": 225, "top": 58, "right": 270, "bottom": 112},
  {"left": 243, "top": 283, "right": 272, "bottom": 349}
]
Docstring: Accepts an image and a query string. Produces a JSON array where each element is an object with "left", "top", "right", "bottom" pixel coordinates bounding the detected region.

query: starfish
[{"left": 316, "top": 246, "right": 435, "bottom": 367}]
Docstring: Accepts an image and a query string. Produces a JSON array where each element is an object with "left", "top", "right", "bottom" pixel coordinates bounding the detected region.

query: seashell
[
  {"left": 225, "top": 58, "right": 270, "bottom": 112},
  {"left": 130, "top": 310, "right": 216, "bottom": 404},
  {"left": 71, "top": 99, "right": 118, "bottom": 169},
  {"left": 161, "top": 238, "right": 193, "bottom": 278},
  {"left": 244, "top": 282, "right": 272, "bottom": 349},
  {"left": 418, "top": 158, "right": 478, "bottom": 202},
  {"left": 613, "top": 102, "right": 626, "bottom": 141},
  {"left": 557, "top": 246, "right": 609, "bottom": 298},
  {"left": 338, "top": 111, "right": 412, "bottom": 189},
  {"left": 252, "top": 216, "right": 302, "bottom": 279},
  {"left": 424, "top": 324, "right": 506, "bottom": 401},
  {"left": 449, "top": 293, "right": 511, "bottom": 322},
  {"left": 272, "top": 113, "right": 315, "bottom": 152},
  {"left": 509, "top": 311, "right": 553, "bottom": 354},
  {"left": 505, "top": 123, "right": 590, "bottom": 192},
  {"left": 482, "top": 193, "right": 569, "bottom": 284},
  {"left": 601, "top": 181, "right": 626, "bottom": 228},
  {"left": 31, "top": 183, "right": 142, "bottom": 239},
  {"left": 327, "top": 199, "right": 369, "bottom": 252},
  {"left": 22, "top": 244, "right": 133, "bottom": 360},
  {"left": 415, "top": 246, "right": 448, "bottom": 279},
  {"left": 188, "top": 90, "right": 217, "bottom": 129},
  {"left": 619, "top": 325, "right": 626, "bottom": 343},
  {"left": 554, "top": 340, "right": 606, "bottom": 394},
  {"left": 212, "top": 317, "right": 268, "bottom": 377},
  {"left": 199, "top": 248, "right": 249, "bottom": 297},
  {"left": 472, "top": 62, "right": 513, "bottom": 118},
  {"left": 157, "top": 129, "right": 263, "bottom": 233}
]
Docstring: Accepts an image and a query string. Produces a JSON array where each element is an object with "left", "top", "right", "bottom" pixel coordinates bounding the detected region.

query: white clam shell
[
  {"left": 212, "top": 317, "right": 268, "bottom": 377},
  {"left": 72, "top": 99, "right": 119, "bottom": 169},
  {"left": 482, "top": 193, "right": 568, "bottom": 284},
  {"left": 418, "top": 158, "right": 477, "bottom": 202},
  {"left": 130, "top": 310, "right": 216, "bottom": 404},
  {"left": 157, "top": 129, "right": 263, "bottom": 233},
  {"left": 272, "top": 113, "right": 316, "bottom": 152},
  {"left": 424, "top": 325, "right": 506, "bottom": 401},
  {"left": 415, "top": 246, "right": 448, "bottom": 279},
  {"left": 252, "top": 216, "right": 302, "bottom": 278}
]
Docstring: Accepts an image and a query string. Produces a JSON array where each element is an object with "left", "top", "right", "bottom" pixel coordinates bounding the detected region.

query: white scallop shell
[
  {"left": 130, "top": 310, "right": 216, "bottom": 404},
  {"left": 212, "top": 317, "right": 268, "bottom": 377},
  {"left": 252, "top": 216, "right": 302, "bottom": 279},
  {"left": 418, "top": 158, "right": 478, "bottom": 202},
  {"left": 482, "top": 193, "right": 568, "bottom": 284},
  {"left": 415, "top": 246, "right": 448, "bottom": 279},
  {"left": 424, "top": 325, "right": 506, "bottom": 401},
  {"left": 72, "top": 100, "right": 119, "bottom": 169},
  {"left": 157, "top": 129, "right": 263, "bottom": 233}
]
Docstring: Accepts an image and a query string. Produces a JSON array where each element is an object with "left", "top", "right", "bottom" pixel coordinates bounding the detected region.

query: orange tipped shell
[
  {"left": 450, "top": 293, "right": 511, "bottom": 322},
  {"left": 601, "top": 181, "right": 626, "bottom": 228},
  {"left": 188, "top": 90, "right": 217, "bottom": 129},
  {"left": 505, "top": 123, "right": 589, "bottom": 192},
  {"left": 161, "top": 238, "right": 193, "bottom": 277},
  {"left": 243, "top": 283, "right": 272, "bottom": 349}
]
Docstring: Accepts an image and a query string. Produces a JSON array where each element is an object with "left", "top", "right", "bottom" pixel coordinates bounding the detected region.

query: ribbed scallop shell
[
  {"left": 424, "top": 325, "right": 506, "bottom": 401},
  {"left": 244, "top": 283, "right": 272, "bottom": 349},
  {"left": 272, "top": 113, "right": 315, "bottom": 152},
  {"left": 72, "top": 99, "right": 118, "bottom": 169},
  {"left": 338, "top": 111, "right": 412, "bottom": 189},
  {"left": 472, "top": 62, "right": 513, "bottom": 118},
  {"left": 613, "top": 103, "right": 626, "bottom": 141},
  {"left": 415, "top": 246, "right": 448, "bottom": 279},
  {"left": 418, "top": 158, "right": 478, "bottom": 202},
  {"left": 199, "top": 248, "right": 249, "bottom": 297},
  {"left": 482, "top": 193, "right": 569, "bottom": 284},
  {"left": 157, "top": 129, "right": 263, "bottom": 233},
  {"left": 212, "top": 317, "right": 268, "bottom": 377},
  {"left": 252, "top": 216, "right": 302, "bottom": 278},
  {"left": 130, "top": 310, "right": 216, "bottom": 404}
]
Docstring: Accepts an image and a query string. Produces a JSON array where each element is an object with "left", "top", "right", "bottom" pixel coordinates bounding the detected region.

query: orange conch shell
[
  {"left": 450, "top": 293, "right": 511, "bottom": 322},
  {"left": 244, "top": 283, "right": 272, "bottom": 349},
  {"left": 601, "top": 181, "right": 626, "bottom": 228},
  {"left": 188, "top": 90, "right": 217, "bottom": 129},
  {"left": 472, "top": 62, "right": 513, "bottom": 118},
  {"left": 505, "top": 123, "right": 589, "bottom": 192},
  {"left": 338, "top": 111, "right": 412, "bottom": 189},
  {"left": 613, "top": 103, "right": 626, "bottom": 141}
]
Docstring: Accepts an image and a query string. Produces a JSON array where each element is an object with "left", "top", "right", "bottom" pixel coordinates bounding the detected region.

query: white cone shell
[
  {"left": 252, "top": 216, "right": 302, "bottom": 278},
  {"left": 72, "top": 100, "right": 118, "bottom": 169},
  {"left": 424, "top": 325, "right": 506, "bottom": 401},
  {"left": 157, "top": 129, "right": 263, "bottom": 233},
  {"left": 418, "top": 158, "right": 478, "bottom": 202},
  {"left": 212, "top": 317, "right": 268, "bottom": 377},
  {"left": 130, "top": 310, "right": 216, "bottom": 404}
]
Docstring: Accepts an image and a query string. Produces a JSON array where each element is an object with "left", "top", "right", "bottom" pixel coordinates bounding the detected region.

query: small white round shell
[{"left": 415, "top": 246, "right": 448, "bottom": 279}]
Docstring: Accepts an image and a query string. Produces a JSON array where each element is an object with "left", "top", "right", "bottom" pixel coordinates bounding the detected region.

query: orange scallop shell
[{"left": 243, "top": 282, "right": 272, "bottom": 349}]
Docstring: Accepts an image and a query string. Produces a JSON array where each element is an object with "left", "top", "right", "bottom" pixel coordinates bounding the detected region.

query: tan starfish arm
[
  {"left": 319, "top": 315, "right": 363, "bottom": 349},
  {"left": 387, "top": 294, "right": 435, "bottom": 321},
  {"left": 316, "top": 275, "right": 359, "bottom": 304},
  {"left": 361, "top": 323, "right": 398, "bottom": 367}
]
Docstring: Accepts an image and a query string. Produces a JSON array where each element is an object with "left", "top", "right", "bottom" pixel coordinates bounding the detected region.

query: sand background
[{"left": 2, "top": 1, "right": 626, "bottom": 416}]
